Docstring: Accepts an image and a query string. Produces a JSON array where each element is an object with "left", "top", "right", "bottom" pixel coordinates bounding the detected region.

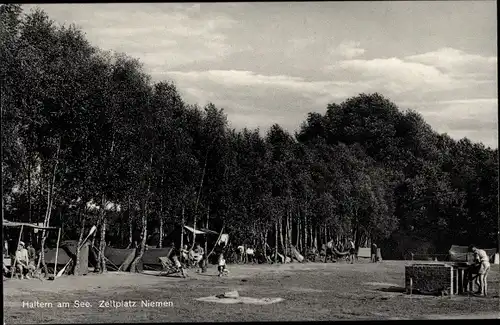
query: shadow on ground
[{"left": 377, "top": 287, "right": 406, "bottom": 293}]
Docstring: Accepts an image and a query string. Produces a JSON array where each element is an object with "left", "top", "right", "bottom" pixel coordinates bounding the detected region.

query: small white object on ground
[
  {"left": 223, "top": 290, "right": 239, "bottom": 298},
  {"left": 196, "top": 295, "right": 284, "bottom": 305}
]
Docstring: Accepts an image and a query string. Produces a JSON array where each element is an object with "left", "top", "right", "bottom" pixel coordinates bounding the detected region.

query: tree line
[{"left": 1, "top": 5, "right": 498, "bottom": 273}]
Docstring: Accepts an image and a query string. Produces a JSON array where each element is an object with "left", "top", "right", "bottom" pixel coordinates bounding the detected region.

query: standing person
[
  {"left": 348, "top": 239, "right": 356, "bottom": 264},
  {"left": 4, "top": 238, "right": 9, "bottom": 258},
  {"left": 468, "top": 245, "right": 490, "bottom": 296},
  {"left": 371, "top": 242, "right": 378, "bottom": 263},
  {"left": 180, "top": 245, "right": 189, "bottom": 264},
  {"left": 194, "top": 243, "right": 204, "bottom": 272},
  {"left": 246, "top": 246, "right": 255, "bottom": 264},
  {"left": 325, "top": 239, "right": 334, "bottom": 263},
  {"left": 217, "top": 252, "right": 228, "bottom": 277},
  {"left": 237, "top": 244, "right": 245, "bottom": 263}
]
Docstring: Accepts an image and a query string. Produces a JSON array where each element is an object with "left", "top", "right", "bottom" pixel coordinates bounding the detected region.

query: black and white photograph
[{"left": 2, "top": 1, "right": 498, "bottom": 322}]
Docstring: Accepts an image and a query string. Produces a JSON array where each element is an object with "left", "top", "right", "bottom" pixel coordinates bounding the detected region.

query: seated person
[
  {"left": 188, "top": 244, "right": 204, "bottom": 267},
  {"left": 169, "top": 244, "right": 186, "bottom": 278},
  {"left": 27, "top": 242, "right": 37, "bottom": 262},
  {"left": 14, "top": 242, "right": 35, "bottom": 279}
]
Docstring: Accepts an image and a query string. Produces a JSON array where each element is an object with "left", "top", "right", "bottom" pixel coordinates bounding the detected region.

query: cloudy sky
[{"left": 25, "top": 2, "right": 498, "bottom": 148}]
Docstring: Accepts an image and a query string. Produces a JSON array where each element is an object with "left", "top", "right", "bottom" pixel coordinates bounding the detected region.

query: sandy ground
[{"left": 3, "top": 260, "right": 500, "bottom": 323}]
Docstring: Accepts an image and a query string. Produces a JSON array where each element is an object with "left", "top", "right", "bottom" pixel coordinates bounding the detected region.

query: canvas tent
[
  {"left": 89, "top": 246, "right": 176, "bottom": 272},
  {"left": 449, "top": 245, "right": 497, "bottom": 263}
]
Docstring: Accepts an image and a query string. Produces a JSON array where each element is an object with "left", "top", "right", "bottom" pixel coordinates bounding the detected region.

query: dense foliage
[{"left": 2, "top": 6, "right": 498, "bottom": 269}]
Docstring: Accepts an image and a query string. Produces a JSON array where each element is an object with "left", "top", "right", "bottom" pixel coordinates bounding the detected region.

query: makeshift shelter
[
  {"left": 160, "top": 225, "right": 219, "bottom": 247},
  {"left": 448, "top": 245, "right": 497, "bottom": 263},
  {"left": 3, "top": 219, "right": 61, "bottom": 278}
]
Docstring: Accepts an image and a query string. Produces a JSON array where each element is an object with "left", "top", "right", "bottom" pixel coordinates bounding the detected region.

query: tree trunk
[
  {"left": 96, "top": 194, "right": 107, "bottom": 273},
  {"left": 274, "top": 221, "right": 278, "bottom": 263},
  {"left": 204, "top": 207, "right": 209, "bottom": 269},
  {"left": 27, "top": 158, "right": 32, "bottom": 243},
  {"left": 283, "top": 214, "right": 288, "bottom": 260},
  {"left": 158, "top": 201, "right": 163, "bottom": 248},
  {"left": 99, "top": 215, "right": 107, "bottom": 273},
  {"left": 191, "top": 149, "right": 209, "bottom": 251},
  {"left": 73, "top": 214, "right": 85, "bottom": 275},
  {"left": 312, "top": 224, "right": 316, "bottom": 250},
  {"left": 264, "top": 230, "right": 269, "bottom": 262},
  {"left": 287, "top": 209, "right": 292, "bottom": 257},
  {"left": 279, "top": 217, "right": 284, "bottom": 258},
  {"left": 191, "top": 208, "right": 197, "bottom": 250},
  {"left": 39, "top": 138, "right": 61, "bottom": 276},
  {"left": 180, "top": 206, "right": 185, "bottom": 249},
  {"left": 126, "top": 195, "right": 133, "bottom": 248},
  {"left": 130, "top": 151, "right": 153, "bottom": 272},
  {"left": 304, "top": 210, "right": 310, "bottom": 251},
  {"left": 324, "top": 222, "right": 327, "bottom": 248},
  {"left": 37, "top": 180, "right": 50, "bottom": 273},
  {"left": 130, "top": 206, "right": 147, "bottom": 272}
]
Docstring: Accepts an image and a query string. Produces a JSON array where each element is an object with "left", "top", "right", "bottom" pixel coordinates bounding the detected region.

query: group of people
[
  {"left": 323, "top": 238, "right": 358, "bottom": 263},
  {"left": 3, "top": 241, "right": 37, "bottom": 280},
  {"left": 169, "top": 242, "right": 229, "bottom": 278}
]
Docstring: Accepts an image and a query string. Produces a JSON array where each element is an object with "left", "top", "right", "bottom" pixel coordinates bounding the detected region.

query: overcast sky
[{"left": 25, "top": 2, "right": 498, "bottom": 148}]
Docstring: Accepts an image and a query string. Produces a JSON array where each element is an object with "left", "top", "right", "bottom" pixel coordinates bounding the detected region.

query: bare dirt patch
[{"left": 3, "top": 261, "right": 499, "bottom": 323}]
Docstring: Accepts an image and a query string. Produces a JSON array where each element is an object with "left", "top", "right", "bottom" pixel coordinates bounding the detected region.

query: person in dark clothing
[
  {"left": 371, "top": 242, "right": 378, "bottom": 263},
  {"left": 27, "top": 242, "right": 36, "bottom": 262}
]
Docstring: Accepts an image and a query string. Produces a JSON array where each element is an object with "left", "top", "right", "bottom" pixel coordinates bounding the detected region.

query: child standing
[{"left": 218, "top": 252, "right": 228, "bottom": 277}]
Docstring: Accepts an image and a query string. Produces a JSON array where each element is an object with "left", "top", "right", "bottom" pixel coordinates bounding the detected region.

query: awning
[
  {"left": 3, "top": 220, "right": 58, "bottom": 230},
  {"left": 183, "top": 225, "right": 218, "bottom": 236}
]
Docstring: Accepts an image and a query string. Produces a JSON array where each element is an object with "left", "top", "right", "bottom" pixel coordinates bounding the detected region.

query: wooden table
[{"left": 452, "top": 264, "right": 476, "bottom": 294}]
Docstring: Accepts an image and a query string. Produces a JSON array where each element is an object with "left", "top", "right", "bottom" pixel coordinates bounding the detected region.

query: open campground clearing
[{"left": 3, "top": 261, "right": 499, "bottom": 323}]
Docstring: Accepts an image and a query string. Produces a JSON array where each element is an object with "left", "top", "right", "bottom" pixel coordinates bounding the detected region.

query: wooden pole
[
  {"left": 53, "top": 228, "right": 62, "bottom": 279},
  {"left": 11, "top": 225, "right": 24, "bottom": 278}
]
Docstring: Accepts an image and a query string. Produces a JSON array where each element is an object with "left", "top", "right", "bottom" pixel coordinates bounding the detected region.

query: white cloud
[
  {"left": 400, "top": 98, "right": 498, "bottom": 148},
  {"left": 27, "top": 4, "right": 239, "bottom": 69},
  {"left": 331, "top": 40, "right": 366, "bottom": 59},
  {"left": 166, "top": 70, "right": 367, "bottom": 99},
  {"left": 405, "top": 47, "right": 497, "bottom": 78}
]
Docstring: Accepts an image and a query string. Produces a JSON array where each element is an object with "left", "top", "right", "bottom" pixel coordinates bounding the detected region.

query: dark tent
[
  {"left": 44, "top": 248, "right": 72, "bottom": 265},
  {"left": 142, "top": 247, "right": 173, "bottom": 270},
  {"left": 44, "top": 240, "right": 90, "bottom": 275},
  {"left": 95, "top": 247, "right": 144, "bottom": 272}
]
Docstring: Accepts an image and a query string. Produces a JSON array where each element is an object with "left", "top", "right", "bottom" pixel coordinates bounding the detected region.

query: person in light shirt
[
  {"left": 217, "top": 252, "right": 229, "bottom": 277},
  {"left": 468, "top": 245, "right": 490, "bottom": 296},
  {"left": 15, "top": 241, "right": 34, "bottom": 279}
]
